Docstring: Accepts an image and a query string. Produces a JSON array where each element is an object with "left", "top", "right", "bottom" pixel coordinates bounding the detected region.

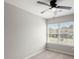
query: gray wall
[
  {"left": 46, "top": 43, "right": 74, "bottom": 55},
  {"left": 47, "top": 14, "right": 74, "bottom": 24},
  {"left": 4, "top": 2, "right": 46, "bottom": 59},
  {"left": 46, "top": 14, "right": 74, "bottom": 56}
]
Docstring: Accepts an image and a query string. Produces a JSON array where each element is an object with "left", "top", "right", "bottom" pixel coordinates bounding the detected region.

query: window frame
[{"left": 46, "top": 21, "right": 74, "bottom": 46}]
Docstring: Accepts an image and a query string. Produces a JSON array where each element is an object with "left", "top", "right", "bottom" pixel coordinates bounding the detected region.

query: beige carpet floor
[{"left": 29, "top": 50, "right": 74, "bottom": 59}]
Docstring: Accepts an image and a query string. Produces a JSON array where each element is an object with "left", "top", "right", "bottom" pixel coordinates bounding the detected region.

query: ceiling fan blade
[
  {"left": 41, "top": 8, "right": 52, "bottom": 14},
  {"left": 56, "top": 6, "right": 72, "bottom": 10},
  {"left": 37, "top": 1, "right": 50, "bottom": 7}
]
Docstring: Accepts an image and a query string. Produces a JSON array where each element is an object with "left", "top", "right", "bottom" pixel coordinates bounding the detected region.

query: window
[
  {"left": 48, "top": 21, "right": 74, "bottom": 46},
  {"left": 48, "top": 23, "right": 59, "bottom": 44}
]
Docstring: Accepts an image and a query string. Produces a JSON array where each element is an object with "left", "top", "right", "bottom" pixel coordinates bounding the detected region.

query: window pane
[
  {"left": 48, "top": 24, "right": 59, "bottom": 44},
  {"left": 47, "top": 21, "right": 74, "bottom": 46},
  {"left": 59, "top": 22, "right": 74, "bottom": 46}
]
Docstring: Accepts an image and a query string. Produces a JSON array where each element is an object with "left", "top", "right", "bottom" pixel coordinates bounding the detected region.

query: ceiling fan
[{"left": 37, "top": 0, "right": 72, "bottom": 14}]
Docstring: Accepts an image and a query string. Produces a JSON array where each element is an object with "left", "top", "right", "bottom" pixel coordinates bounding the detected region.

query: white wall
[{"left": 4, "top": 2, "right": 46, "bottom": 59}]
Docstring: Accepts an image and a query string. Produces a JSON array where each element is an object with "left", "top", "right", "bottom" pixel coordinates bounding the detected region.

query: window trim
[{"left": 46, "top": 21, "right": 74, "bottom": 46}]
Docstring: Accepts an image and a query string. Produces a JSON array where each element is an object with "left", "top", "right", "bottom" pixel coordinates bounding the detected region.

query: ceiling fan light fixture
[{"left": 51, "top": 8, "right": 57, "bottom": 12}]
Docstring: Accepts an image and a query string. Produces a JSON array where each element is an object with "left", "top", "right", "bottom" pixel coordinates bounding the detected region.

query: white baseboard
[{"left": 24, "top": 49, "right": 45, "bottom": 59}]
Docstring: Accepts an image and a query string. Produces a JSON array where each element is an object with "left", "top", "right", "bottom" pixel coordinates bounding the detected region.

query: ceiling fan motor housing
[{"left": 50, "top": 0, "right": 57, "bottom": 7}]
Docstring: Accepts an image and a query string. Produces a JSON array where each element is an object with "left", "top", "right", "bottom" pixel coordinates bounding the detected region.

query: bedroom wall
[
  {"left": 47, "top": 14, "right": 74, "bottom": 23},
  {"left": 4, "top": 2, "right": 46, "bottom": 59},
  {"left": 46, "top": 14, "right": 74, "bottom": 56}
]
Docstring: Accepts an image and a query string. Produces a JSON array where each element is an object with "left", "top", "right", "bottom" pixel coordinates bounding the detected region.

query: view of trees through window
[{"left": 48, "top": 21, "right": 74, "bottom": 46}]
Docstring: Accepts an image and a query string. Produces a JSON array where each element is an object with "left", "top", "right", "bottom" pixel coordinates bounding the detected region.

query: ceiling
[{"left": 5, "top": 0, "right": 74, "bottom": 19}]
